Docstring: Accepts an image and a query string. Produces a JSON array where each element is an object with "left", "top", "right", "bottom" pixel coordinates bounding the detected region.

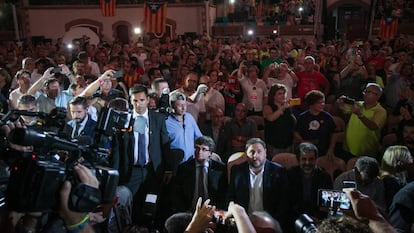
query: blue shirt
[{"left": 166, "top": 112, "right": 202, "bottom": 163}]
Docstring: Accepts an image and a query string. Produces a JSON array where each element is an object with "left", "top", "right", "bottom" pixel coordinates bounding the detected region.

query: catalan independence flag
[
  {"left": 144, "top": 2, "right": 167, "bottom": 34},
  {"left": 101, "top": 0, "right": 116, "bottom": 17},
  {"left": 379, "top": 16, "right": 398, "bottom": 41}
]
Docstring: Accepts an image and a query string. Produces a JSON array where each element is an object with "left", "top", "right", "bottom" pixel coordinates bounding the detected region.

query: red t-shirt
[{"left": 296, "top": 71, "right": 330, "bottom": 99}]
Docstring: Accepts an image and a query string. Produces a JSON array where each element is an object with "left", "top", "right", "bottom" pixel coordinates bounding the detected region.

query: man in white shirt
[{"left": 227, "top": 137, "right": 290, "bottom": 231}]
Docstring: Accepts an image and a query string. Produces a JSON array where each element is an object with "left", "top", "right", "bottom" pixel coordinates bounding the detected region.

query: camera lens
[{"left": 294, "top": 214, "right": 318, "bottom": 233}]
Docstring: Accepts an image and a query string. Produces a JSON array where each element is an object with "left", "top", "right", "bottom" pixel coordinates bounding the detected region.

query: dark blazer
[
  {"left": 173, "top": 158, "right": 227, "bottom": 212},
  {"left": 287, "top": 166, "right": 332, "bottom": 221},
  {"left": 62, "top": 115, "right": 97, "bottom": 140},
  {"left": 113, "top": 110, "right": 171, "bottom": 184},
  {"left": 227, "top": 160, "right": 289, "bottom": 226}
]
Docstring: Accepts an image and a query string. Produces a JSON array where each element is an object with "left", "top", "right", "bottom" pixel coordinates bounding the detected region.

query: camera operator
[
  {"left": 151, "top": 77, "right": 170, "bottom": 113},
  {"left": 0, "top": 164, "right": 97, "bottom": 233},
  {"left": 1, "top": 94, "right": 42, "bottom": 153}
]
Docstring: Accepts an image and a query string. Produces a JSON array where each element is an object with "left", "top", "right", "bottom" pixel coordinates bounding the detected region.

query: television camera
[{"left": 0, "top": 107, "right": 134, "bottom": 213}]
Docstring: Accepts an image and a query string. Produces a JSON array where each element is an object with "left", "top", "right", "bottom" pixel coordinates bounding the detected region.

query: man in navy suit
[
  {"left": 62, "top": 96, "right": 96, "bottom": 140},
  {"left": 173, "top": 136, "right": 227, "bottom": 212},
  {"left": 227, "top": 137, "right": 290, "bottom": 231},
  {"left": 111, "top": 84, "right": 171, "bottom": 227}
]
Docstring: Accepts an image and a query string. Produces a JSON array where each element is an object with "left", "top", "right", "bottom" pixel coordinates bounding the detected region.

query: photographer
[{"left": 1, "top": 94, "right": 41, "bottom": 153}]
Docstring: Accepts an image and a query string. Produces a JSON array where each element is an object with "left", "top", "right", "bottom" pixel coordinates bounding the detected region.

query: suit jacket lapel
[{"left": 263, "top": 161, "right": 272, "bottom": 208}]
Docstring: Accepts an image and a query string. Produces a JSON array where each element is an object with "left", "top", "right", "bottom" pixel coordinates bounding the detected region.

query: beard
[{"left": 48, "top": 89, "right": 59, "bottom": 99}]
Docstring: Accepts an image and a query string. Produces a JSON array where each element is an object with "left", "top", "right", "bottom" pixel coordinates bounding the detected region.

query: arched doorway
[
  {"left": 325, "top": 0, "right": 371, "bottom": 41},
  {"left": 116, "top": 24, "right": 130, "bottom": 44}
]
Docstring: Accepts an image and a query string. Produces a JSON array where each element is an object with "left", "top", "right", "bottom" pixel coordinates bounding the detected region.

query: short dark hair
[
  {"left": 245, "top": 137, "right": 266, "bottom": 151},
  {"left": 70, "top": 96, "right": 88, "bottom": 109},
  {"left": 148, "top": 67, "right": 161, "bottom": 79},
  {"left": 129, "top": 84, "right": 148, "bottom": 96},
  {"left": 195, "top": 136, "right": 216, "bottom": 152},
  {"left": 44, "top": 78, "right": 59, "bottom": 88},
  {"left": 17, "top": 94, "right": 37, "bottom": 106},
  {"left": 14, "top": 69, "right": 31, "bottom": 80},
  {"left": 151, "top": 78, "right": 168, "bottom": 92},
  {"left": 304, "top": 90, "right": 325, "bottom": 106}
]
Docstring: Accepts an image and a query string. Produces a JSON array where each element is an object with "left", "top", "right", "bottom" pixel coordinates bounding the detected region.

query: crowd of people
[{"left": 0, "top": 31, "right": 414, "bottom": 233}]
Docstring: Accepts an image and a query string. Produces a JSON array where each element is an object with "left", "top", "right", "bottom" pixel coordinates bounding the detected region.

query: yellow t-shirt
[{"left": 345, "top": 102, "right": 387, "bottom": 156}]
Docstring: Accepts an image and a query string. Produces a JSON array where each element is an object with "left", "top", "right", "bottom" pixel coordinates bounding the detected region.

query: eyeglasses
[
  {"left": 363, "top": 90, "right": 379, "bottom": 95},
  {"left": 195, "top": 146, "right": 210, "bottom": 152}
]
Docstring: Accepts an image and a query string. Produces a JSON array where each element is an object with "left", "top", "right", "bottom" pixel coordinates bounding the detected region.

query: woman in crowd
[
  {"left": 263, "top": 83, "right": 296, "bottom": 158},
  {"left": 380, "top": 145, "right": 413, "bottom": 209},
  {"left": 294, "top": 90, "right": 335, "bottom": 156}
]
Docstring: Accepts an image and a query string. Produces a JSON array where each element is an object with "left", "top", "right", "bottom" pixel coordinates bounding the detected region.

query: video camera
[{"left": 5, "top": 127, "right": 119, "bottom": 212}]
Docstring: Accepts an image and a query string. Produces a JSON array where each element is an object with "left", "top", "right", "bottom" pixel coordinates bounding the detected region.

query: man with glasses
[
  {"left": 172, "top": 136, "right": 227, "bottom": 212},
  {"left": 328, "top": 83, "right": 387, "bottom": 161}
]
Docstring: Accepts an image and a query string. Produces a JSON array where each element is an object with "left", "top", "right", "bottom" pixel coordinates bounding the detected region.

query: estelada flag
[
  {"left": 144, "top": 2, "right": 167, "bottom": 34},
  {"left": 101, "top": 0, "right": 116, "bottom": 17},
  {"left": 379, "top": 16, "right": 398, "bottom": 41}
]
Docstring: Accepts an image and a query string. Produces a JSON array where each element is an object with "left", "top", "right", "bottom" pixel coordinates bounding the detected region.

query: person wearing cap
[
  {"left": 327, "top": 83, "right": 387, "bottom": 161},
  {"left": 296, "top": 56, "right": 330, "bottom": 101}
]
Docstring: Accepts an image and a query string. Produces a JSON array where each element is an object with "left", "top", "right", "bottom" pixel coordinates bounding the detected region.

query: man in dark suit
[
  {"left": 62, "top": 96, "right": 96, "bottom": 141},
  {"left": 173, "top": 136, "right": 227, "bottom": 212},
  {"left": 287, "top": 142, "right": 332, "bottom": 230},
  {"left": 112, "top": 84, "right": 171, "bottom": 225},
  {"left": 227, "top": 137, "right": 289, "bottom": 230}
]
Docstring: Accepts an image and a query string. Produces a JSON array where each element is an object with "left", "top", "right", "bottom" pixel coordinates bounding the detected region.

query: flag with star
[
  {"left": 101, "top": 0, "right": 116, "bottom": 17},
  {"left": 144, "top": 2, "right": 167, "bottom": 34}
]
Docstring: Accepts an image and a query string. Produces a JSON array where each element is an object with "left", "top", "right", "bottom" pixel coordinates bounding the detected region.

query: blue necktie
[{"left": 134, "top": 116, "right": 146, "bottom": 166}]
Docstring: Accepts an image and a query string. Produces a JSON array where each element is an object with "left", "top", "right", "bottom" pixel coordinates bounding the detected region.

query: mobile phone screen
[{"left": 318, "top": 189, "right": 351, "bottom": 210}]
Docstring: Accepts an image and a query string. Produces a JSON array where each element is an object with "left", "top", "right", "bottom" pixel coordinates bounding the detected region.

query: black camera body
[
  {"left": 5, "top": 127, "right": 119, "bottom": 213},
  {"left": 6, "top": 157, "right": 66, "bottom": 212},
  {"left": 342, "top": 96, "right": 355, "bottom": 105}
]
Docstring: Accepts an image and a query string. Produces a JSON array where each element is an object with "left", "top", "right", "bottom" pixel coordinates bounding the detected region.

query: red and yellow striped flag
[
  {"left": 379, "top": 17, "right": 398, "bottom": 41},
  {"left": 144, "top": 2, "right": 167, "bottom": 34},
  {"left": 101, "top": 0, "right": 116, "bottom": 17}
]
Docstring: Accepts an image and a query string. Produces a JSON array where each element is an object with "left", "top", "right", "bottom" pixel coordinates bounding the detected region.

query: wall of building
[{"left": 24, "top": 3, "right": 215, "bottom": 42}]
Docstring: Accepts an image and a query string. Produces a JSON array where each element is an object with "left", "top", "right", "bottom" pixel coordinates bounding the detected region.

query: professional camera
[
  {"left": 96, "top": 107, "right": 133, "bottom": 136},
  {"left": 158, "top": 88, "right": 171, "bottom": 114},
  {"left": 5, "top": 127, "right": 119, "bottom": 212},
  {"left": 295, "top": 214, "right": 318, "bottom": 233}
]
